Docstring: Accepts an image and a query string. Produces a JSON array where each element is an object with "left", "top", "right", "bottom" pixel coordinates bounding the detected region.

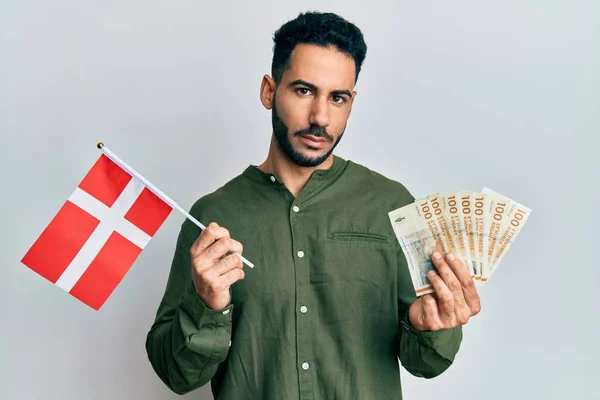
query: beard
[{"left": 271, "top": 96, "right": 345, "bottom": 168}]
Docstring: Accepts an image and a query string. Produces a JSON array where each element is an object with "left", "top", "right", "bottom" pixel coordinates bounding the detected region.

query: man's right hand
[{"left": 190, "top": 222, "right": 245, "bottom": 310}]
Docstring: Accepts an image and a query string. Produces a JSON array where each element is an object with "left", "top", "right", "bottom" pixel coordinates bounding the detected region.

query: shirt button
[
  {"left": 270, "top": 176, "right": 276, "bottom": 182},
  {"left": 300, "top": 306, "right": 308, "bottom": 313},
  {"left": 222, "top": 309, "right": 230, "bottom": 315},
  {"left": 302, "top": 362, "right": 310, "bottom": 370},
  {"left": 297, "top": 250, "right": 304, "bottom": 258},
  {"left": 292, "top": 205, "right": 300, "bottom": 212}
]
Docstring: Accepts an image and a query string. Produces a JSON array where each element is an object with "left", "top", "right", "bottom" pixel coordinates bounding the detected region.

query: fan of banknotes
[{"left": 388, "top": 187, "right": 531, "bottom": 296}]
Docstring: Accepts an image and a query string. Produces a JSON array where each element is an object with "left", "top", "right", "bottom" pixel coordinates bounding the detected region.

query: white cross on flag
[{"left": 21, "top": 152, "right": 173, "bottom": 310}]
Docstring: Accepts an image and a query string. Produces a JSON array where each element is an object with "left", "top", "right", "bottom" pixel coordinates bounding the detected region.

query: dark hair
[{"left": 271, "top": 11, "right": 367, "bottom": 85}]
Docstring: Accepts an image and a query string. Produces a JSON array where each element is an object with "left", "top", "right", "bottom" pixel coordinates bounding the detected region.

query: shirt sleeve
[
  {"left": 396, "top": 246, "right": 463, "bottom": 379},
  {"left": 397, "top": 311, "right": 463, "bottom": 378},
  {"left": 391, "top": 183, "right": 463, "bottom": 378},
  {"left": 145, "top": 225, "right": 233, "bottom": 395}
]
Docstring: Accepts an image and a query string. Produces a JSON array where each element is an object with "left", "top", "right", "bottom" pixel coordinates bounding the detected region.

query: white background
[{"left": 2, "top": 1, "right": 598, "bottom": 399}]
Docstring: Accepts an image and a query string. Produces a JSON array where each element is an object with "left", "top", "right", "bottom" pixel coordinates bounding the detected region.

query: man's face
[{"left": 270, "top": 44, "right": 357, "bottom": 167}]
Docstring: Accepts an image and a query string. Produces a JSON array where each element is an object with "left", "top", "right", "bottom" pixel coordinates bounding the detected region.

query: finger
[
  {"left": 427, "top": 269, "right": 455, "bottom": 324},
  {"left": 217, "top": 267, "right": 246, "bottom": 290},
  {"left": 445, "top": 253, "right": 481, "bottom": 316},
  {"left": 421, "top": 294, "right": 443, "bottom": 331},
  {"left": 204, "top": 237, "right": 244, "bottom": 261},
  {"left": 191, "top": 222, "right": 230, "bottom": 255},
  {"left": 431, "top": 252, "right": 464, "bottom": 298},
  {"left": 213, "top": 252, "right": 244, "bottom": 276},
  {"left": 444, "top": 253, "right": 473, "bottom": 290}
]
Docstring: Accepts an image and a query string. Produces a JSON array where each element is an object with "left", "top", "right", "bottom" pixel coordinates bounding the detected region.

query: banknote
[
  {"left": 389, "top": 187, "right": 531, "bottom": 296},
  {"left": 388, "top": 197, "right": 445, "bottom": 296},
  {"left": 481, "top": 189, "right": 513, "bottom": 281},
  {"left": 427, "top": 193, "right": 462, "bottom": 260},
  {"left": 441, "top": 191, "right": 473, "bottom": 277},
  {"left": 458, "top": 191, "right": 478, "bottom": 278},
  {"left": 472, "top": 192, "right": 491, "bottom": 281},
  {"left": 482, "top": 187, "right": 532, "bottom": 280}
]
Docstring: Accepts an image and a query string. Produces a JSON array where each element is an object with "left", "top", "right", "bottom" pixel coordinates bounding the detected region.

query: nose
[{"left": 308, "top": 95, "right": 330, "bottom": 128}]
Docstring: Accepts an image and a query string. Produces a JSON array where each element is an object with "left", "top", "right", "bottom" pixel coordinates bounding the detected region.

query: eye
[
  {"left": 296, "top": 88, "right": 312, "bottom": 96},
  {"left": 332, "top": 95, "right": 346, "bottom": 104}
]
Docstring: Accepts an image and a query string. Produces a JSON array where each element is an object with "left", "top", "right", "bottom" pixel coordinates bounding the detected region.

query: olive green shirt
[{"left": 145, "top": 154, "right": 463, "bottom": 399}]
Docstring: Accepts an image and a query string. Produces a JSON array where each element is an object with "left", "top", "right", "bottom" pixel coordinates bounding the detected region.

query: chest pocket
[
  {"left": 327, "top": 231, "right": 391, "bottom": 245},
  {"left": 316, "top": 230, "right": 395, "bottom": 289}
]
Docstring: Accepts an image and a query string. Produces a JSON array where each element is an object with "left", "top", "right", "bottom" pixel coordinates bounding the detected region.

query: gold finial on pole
[{"left": 97, "top": 142, "right": 104, "bottom": 149}]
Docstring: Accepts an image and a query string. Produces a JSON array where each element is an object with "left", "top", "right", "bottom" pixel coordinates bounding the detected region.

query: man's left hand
[{"left": 408, "top": 252, "right": 481, "bottom": 331}]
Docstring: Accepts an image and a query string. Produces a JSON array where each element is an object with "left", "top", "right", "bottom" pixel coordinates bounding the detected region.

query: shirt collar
[{"left": 242, "top": 154, "right": 347, "bottom": 186}]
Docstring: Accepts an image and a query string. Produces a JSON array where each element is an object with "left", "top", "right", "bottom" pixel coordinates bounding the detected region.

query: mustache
[{"left": 294, "top": 125, "right": 334, "bottom": 142}]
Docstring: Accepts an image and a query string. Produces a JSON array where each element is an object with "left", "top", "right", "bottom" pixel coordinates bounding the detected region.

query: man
[{"left": 145, "top": 11, "right": 481, "bottom": 400}]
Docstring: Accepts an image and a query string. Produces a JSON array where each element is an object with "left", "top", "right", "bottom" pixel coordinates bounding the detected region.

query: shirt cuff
[
  {"left": 401, "top": 312, "right": 462, "bottom": 362},
  {"left": 179, "top": 282, "right": 234, "bottom": 329}
]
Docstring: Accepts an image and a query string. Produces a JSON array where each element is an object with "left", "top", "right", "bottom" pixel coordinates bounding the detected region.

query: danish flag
[{"left": 21, "top": 152, "right": 173, "bottom": 310}]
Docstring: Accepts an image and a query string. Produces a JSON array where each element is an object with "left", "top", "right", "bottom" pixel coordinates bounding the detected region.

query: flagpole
[{"left": 96, "top": 142, "right": 254, "bottom": 269}]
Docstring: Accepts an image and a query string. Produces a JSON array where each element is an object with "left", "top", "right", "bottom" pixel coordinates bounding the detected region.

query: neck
[{"left": 257, "top": 136, "right": 334, "bottom": 198}]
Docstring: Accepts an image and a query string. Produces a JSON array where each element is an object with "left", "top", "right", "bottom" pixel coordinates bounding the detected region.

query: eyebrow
[{"left": 288, "top": 79, "right": 353, "bottom": 98}]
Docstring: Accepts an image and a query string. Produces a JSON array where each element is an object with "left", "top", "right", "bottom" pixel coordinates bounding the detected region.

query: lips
[{"left": 300, "top": 135, "right": 329, "bottom": 147}]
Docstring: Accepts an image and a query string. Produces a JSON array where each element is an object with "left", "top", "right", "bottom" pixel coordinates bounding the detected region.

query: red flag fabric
[{"left": 21, "top": 153, "right": 173, "bottom": 310}]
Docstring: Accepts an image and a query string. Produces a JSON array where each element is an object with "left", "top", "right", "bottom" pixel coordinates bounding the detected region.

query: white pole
[{"left": 97, "top": 142, "right": 254, "bottom": 268}]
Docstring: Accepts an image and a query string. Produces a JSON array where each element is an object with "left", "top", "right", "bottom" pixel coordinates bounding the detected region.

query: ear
[{"left": 260, "top": 75, "right": 277, "bottom": 110}]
